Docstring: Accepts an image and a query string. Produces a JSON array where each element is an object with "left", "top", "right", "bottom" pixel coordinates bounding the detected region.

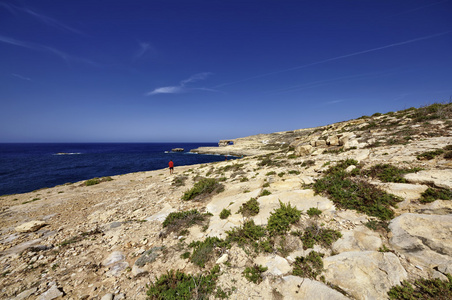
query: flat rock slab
[
  {"left": 332, "top": 226, "right": 382, "bottom": 253},
  {"left": 404, "top": 170, "right": 452, "bottom": 189},
  {"left": 275, "top": 276, "right": 349, "bottom": 300},
  {"left": 15, "top": 221, "right": 46, "bottom": 233},
  {"left": 389, "top": 213, "right": 452, "bottom": 269},
  {"left": 255, "top": 255, "right": 291, "bottom": 276},
  {"left": 323, "top": 251, "right": 407, "bottom": 300},
  {"left": 145, "top": 203, "right": 175, "bottom": 222}
]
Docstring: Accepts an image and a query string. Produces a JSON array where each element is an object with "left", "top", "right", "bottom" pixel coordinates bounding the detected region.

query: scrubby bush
[
  {"left": 147, "top": 265, "right": 221, "bottom": 299},
  {"left": 388, "top": 273, "right": 452, "bottom": 299},
  {"left": 267, "top": 200, "right": 301, "bottom": 235},
  {"left": 292, "top": 251, "right": 324, "bottom": 280},
  {"left": 219, "top": 209, "right": 231, "bottom": 219},
  {"left": 243, "top": 264, "right": 268, "bottom": 284},
  {"left": 182, "top": 178, "right": 224, "bottom": 201},
  {"left": 238, "top": 197, "right": 260, "bottom": 217},
  {"left": 306, "top": 207, "right": 322, "bottom": 217},
  {"left": 364, "top": 164, "right": 421, "bottom": 183},
  {"left": 314, "top": 160, "right": 402, "bottom": 220},
  {"left": 163, "top": 209, "right": 210, "bottom": 235},
  {"left": 419, "top": 187, "right": 452, "bottom": 203}
]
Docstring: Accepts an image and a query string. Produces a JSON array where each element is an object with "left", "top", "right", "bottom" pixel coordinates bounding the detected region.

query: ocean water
[{"left": 0, "top": 143, "right": 234, "bottom": 195}]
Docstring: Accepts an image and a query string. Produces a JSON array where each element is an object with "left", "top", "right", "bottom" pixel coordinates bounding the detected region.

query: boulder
[
  {"left": 38, "top": 285, "right": 63, "bottom": 300},
  {"left": 323, "top": 251, "right": 407, "bottom": 300},
  {"left": 15, "top": 221, "right": 46, "bottom": 233},
  {"left": 389, "top": 213, "right": 452, "bottom": 269},
  {"left": 294, "top": 144, "right": 313, "bottom": 156},
  {"left": 315, "top": 140, "right": 327, "bottom": 147},
  {"left": 327, "top": 135, "right": 340, "bottom": 146}
]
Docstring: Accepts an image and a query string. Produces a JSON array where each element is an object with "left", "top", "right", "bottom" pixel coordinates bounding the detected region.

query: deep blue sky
[{"left": 1, "top": 0, "right": 451, "bottom": 142}]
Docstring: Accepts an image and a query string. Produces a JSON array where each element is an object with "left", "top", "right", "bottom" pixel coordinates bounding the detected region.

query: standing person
[{"left": 168, "top": 160, "right": 174, "bottom": 174}]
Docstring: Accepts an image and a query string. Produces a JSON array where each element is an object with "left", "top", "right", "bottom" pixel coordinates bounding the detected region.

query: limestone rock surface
[{"left": 323, "top": 251, "right": 407, "bottom": 300}]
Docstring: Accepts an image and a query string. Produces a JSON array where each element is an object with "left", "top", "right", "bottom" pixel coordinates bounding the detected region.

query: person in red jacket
[{"left": 168, "top": 160, "right": 174, "bottom": 174}]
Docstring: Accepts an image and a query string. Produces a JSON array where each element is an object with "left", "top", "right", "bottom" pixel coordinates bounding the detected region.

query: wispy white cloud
[
  {"left": 0, "top": 2, "right": 83, "bottom": 35},
  {"left": 147, "top": 72, "right": 215, "bottom": 96},
  {"left": 213, "top": 31, "right": 452, "bottom": 89},
  {"left": 12, "top": 73, "right": 31, "bottom": 81},
  {"left": 325, "top": 99, "right": 344, "bottom": 105},
  {"left": 134, "top": 42, "right": 153, "bottom": 60},
  {"left": 0, "top": 35, "right": 99, "bottom": 66}
]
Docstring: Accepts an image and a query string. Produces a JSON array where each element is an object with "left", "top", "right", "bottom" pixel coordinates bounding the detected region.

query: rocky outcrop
[
  {"left": 1, "top": 104, "right": 451, "bottom": 299},
  {"left": 323, "top": 251, "right": 408, "bottom": 300},
  {"left": 389, "top": 213, "right": 452, "bottom": 271}
]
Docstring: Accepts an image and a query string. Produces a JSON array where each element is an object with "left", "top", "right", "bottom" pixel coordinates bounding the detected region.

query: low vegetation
[
  {"left": 182, "top": 178, "right": 224, "bottom": 201},
  {"left": 243, "top": 264, "right": 268, "bottom": 284},
  {"left": 146, "top": 265, "right": 221, "bottom": 299},
  {"left": 292, "top": 226, "right": 342, "bottom": 250},
  {"left": 313, "top": 159, "right": 402, "bottom": 220},
  {"left": 238, "top": 197, "right": 260, "bottom": 217},
  {"left": 419, "top": 187, "right": 452, "bottom": 204},
  {"left": 267, "top": 200, "right": 301, "bottom": 235},
  {"left": 292, "top": 251, "right": 324, "bottom": 280},
  {"left": 85, "top": 176, "right": 113, "bottom": 186},
  {"left": 219, "top": 208, "right": 231, "bottom": 219},
  {"left": 388, "top": 273, "right": 452, "bottom": 299},
  {"left": 364, "top": 164, "right": 421, "bottom": 183},
  {"left": 162, "top": 209, "right": 211, "bottom": 235},
  {"left": 189, "top": 237, "right": 229, "bottom": 268}
]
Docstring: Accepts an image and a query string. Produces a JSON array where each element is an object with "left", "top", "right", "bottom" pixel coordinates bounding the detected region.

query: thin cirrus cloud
[
  {"left": 12, "top": 73, "right": 32, "bottom": 81},
  {"left": 146, "top": 72, "right": 215, "bottom": 96},
  {"left": 0, "top": 2, "right": 83, "bottom": 35},
  {"left": 0, "top": 35, "right": 99, "bottom": 66},
  {"left": 133, "top": 42, "right": 154, "bottom": 61},
  {"left": 213, "top": 31, "right": 452, "bottom": 89}
]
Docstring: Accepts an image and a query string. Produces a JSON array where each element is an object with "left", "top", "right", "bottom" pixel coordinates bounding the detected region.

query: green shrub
[
  {"left": 189, "top": 237, "right": 229, "bottom": 268},
  {"left": 301, "top": 160, "right": 315, "bottom": 167},
  {"left": 172, "top": 175, "right": 188, "bottom": 187},
  {"left": 388, "top": 273, "right": 452, "bottom": 299},
  {"left": 219, "top": 209, "right": 231, "bottom": 219},
  {"left": 182, "top": 178, "right": 224, "bottom": 201},
  {"left": 292, "top": 251, "right": 324, "bottom": 280},
  {"left": 278, "top": 172, "right": 285, "bottom": 177},
  {"left": 293, "top": 226, "right": 342, "bottom": 249},
  {"left": 365, "top": 220, "right": 389, "bottom": 232},
  {"left": 163, "top": 209, "right": 210, "bottom": 235},
  {"left": 227, "top": 220, "right": 265, "bottom": 247},
  {"left": 417, "top": 149, "right": 444, "bottom": 160},
  {"left": 364, "top": 164, "right": 421, "bottom": 183},
  {"left": 288, "top": 170, "right": 301, "bottom": 175},
  {"left": 243, "top": 264, "right": 268, "bottom": 284},
  {"left": 146, "top": 265, "right": 221, "bottom": 299},
  {"left": 306, "top": 207, "right": 322, "bottom": 217},
  {"left": 314, "top": 160, "right": 402, "bottom": 220},
  {"left": 238, "top": 197, "right": 260, "bottom": 217},
  {"left": 266, "top": 171, "right": 276, "bottom": 176},
  {"left": 85, "top": 176, "right": 113, "bottom": 186},
  {"left": 267, "top": 200, "right": 301, "bottom": 235},
  {"left": 419, "top": 187, "right": 452, "bottom": 203},
  {"left": 444, "top": 151, "right": 452, "bottom": 159},
  {"left": 260, "top": 189, "right": 272, "bottom": 197}
]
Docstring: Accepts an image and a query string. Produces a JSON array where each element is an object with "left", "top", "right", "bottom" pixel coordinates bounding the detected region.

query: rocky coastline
[{"left": 1, "top": 103, "right": 452, "bottom": 299}]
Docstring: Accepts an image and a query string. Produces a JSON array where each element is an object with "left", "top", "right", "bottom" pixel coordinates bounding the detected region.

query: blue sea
[{"left": 0, "top": 143, "right": 233, "bottom": 196}]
